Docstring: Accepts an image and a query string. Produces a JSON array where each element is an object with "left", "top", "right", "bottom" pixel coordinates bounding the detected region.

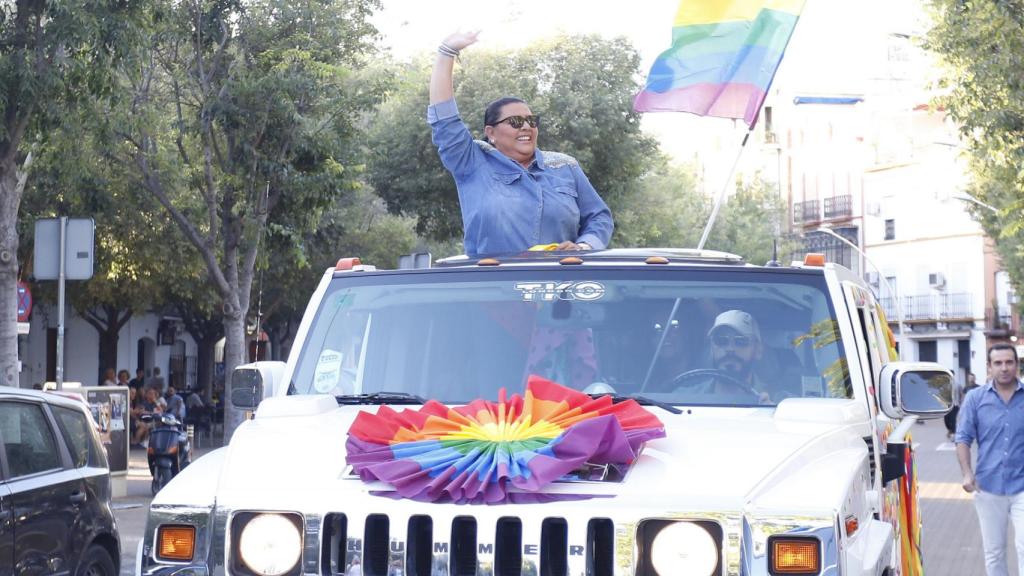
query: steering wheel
[{"left": 665, "top": 368, "right": 758, "bottom": 398}]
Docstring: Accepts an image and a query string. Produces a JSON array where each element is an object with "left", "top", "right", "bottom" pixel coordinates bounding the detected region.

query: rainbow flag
[
  {"left": 346, "top": 375, "right": 665, "bottom": 504},
  {"left": 634, "top": 0, "right": 806, "bottom": 127}
]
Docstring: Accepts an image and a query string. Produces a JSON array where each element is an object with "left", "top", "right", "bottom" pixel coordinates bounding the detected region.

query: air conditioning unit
[
  {"left": 865, "top": 271, "right": 879, "bottom": 285},
  {"left": 928, "top": 272, "right": 946, "bottom": 290}
]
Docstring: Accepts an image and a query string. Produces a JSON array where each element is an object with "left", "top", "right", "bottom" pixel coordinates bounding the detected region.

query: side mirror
[
  {"left": 878, "top": 362, "right": 953, "bottom": 420},
  {"left": 230, "top": 361, "right": 287, "bottom": 411}
]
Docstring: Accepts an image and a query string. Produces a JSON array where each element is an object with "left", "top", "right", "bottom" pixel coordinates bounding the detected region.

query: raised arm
[
  {"left": 428, "top": 31, "right": 484, "bottom": 179},
  {"left": 430, "top": 31, "right": 479, "bottom": 105}
]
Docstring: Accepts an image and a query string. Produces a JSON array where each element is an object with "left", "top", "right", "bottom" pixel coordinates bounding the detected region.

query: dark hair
[
  {"left": 483, "top": 97, "right": 526, "bottom": 127},
  {"left": 987, "top": 342, "right": 1019, "bottom": 363}
]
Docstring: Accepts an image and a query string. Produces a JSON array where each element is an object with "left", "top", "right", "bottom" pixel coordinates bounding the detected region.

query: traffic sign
[{"left": 16, "top": 281, "right": 31, "bottom": 322}]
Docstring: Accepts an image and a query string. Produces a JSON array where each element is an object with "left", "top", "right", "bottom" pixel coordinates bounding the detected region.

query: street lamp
[
  {"left": 815, "top": 226, "right": 908, "bottom": 357},
  {"left": 952, "top": 192, "right": 998, "bottom": 214}
]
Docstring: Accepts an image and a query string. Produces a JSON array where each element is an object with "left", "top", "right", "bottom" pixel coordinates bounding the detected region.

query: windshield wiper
[
  {"left": 336, "top": 391, "right": 427, "bottom": 405},
  {"left": 588, "top": 393, "right": 682, "bottom": 415}
]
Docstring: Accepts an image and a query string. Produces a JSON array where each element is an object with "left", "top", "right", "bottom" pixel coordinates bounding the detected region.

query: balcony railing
[
  {"left": 879, "top": 293, "right": 973, "bottom": 322},
  {"left": 985, "top": 306, "right": 1016, "bottom": 334},
  {"left": 793, "top": 199, "right": 820, "bottom": 224},
  {"left": 823, "top": 195, "right": 853, "bottom": 219}
]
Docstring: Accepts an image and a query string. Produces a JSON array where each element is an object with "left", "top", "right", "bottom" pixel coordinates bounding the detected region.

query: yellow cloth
[{"left": 528, "top": 243, "right": 560, "bottom": 251}]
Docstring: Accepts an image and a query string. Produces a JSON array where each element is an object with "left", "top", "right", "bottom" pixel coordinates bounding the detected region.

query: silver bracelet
[{"left": 438, "top": 43, "right": 460, "bottom": 60}]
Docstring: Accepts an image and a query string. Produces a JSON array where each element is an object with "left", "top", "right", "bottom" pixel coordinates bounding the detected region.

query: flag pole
[{"left": 697, "top": 129, "right": 753, "bottom": 250}]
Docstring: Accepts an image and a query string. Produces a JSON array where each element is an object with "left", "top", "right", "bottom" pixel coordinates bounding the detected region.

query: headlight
[
  {"left": 236, "top": 513, "right": 302, "bottom": 576},
  {"left": 648, "top": 521, "right": 718, "bottom": 576}
]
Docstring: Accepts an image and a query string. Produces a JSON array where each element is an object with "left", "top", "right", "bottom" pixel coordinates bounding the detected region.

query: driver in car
[{"left": 675, "top": 309, "right": 765, "bottom": 399}]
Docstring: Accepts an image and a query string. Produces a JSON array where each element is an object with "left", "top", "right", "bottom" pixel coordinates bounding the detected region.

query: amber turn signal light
[
  {"left": 770, "top": 537, "right": 820, "bottom": 574},
  {"left": 157, "top": 525, "right": 196, "bottom": 561}
]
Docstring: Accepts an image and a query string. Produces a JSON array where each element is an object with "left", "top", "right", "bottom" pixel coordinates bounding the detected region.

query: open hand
[{"left": 442, "top": 31, "right": 480, "bottom": 52}]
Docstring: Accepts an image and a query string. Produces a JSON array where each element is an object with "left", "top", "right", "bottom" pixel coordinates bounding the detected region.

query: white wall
[{"left": 18, "top": 304, "right": 196, "bottom": 388}]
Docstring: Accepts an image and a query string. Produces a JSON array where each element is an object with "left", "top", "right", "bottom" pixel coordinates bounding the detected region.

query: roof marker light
[
  {"left": 335, "top": 257, "right": 361, "bottom": 271},
  {"left": 803, "top": 253, "right": 826, "bottom": 267},
  {"left": 477, "top": 258, "right": 500, "bottom": 266},
  {"left": 559, "top": 256, "right": 583, "bottom": 265},
  {"left": 645, "top": 256, "right": 670, "bottom": 265}
]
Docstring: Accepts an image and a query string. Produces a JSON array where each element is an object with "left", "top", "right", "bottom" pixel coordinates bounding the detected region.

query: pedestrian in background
[
  {"left": 101, "top": 367, "right": 116, "bottom": 387},
  {"left": 129, "top": 368, "right": 146, "bottom": 393},
  {"left": 966, "top": 371, "right": 980, "bottom": 394},
  {"left": 945, "top": 370, "right": 965, "bottom": 439},
  {"left": 165, "top": 385, "right": 186, "bottom": 421},
  {"left": 147, "top": 367, "right": 166, "bottom": 393},
  {"left": 956, "top": 343, "right": 1024, "bottom": 576}
]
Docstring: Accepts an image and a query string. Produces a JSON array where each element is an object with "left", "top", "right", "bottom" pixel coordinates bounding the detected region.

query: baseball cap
[{"left": 707, "top": 310, "right": 761, "bottom": 341}]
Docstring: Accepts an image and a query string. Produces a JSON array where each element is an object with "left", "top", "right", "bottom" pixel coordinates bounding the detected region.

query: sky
[{"left": 371, "top": 0, "right": 928, "bottom": 162}]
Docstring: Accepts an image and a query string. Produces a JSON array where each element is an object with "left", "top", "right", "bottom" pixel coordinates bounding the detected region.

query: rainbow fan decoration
[{"left": 346, "top": 375, "right": 666, "bottom": 504}]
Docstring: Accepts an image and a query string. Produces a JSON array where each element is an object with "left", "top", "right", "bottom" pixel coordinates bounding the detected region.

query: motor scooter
[{"left": 142, "top": 412, "right": 192, "bottom": 494}]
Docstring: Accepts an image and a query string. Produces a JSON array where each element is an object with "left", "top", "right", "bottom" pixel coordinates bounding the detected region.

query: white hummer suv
[{"left": 137, "top": 248, "right": 950, "bottom": 576}]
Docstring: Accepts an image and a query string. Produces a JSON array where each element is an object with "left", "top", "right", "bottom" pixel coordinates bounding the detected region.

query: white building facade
[
  {"left": 749, "top": 0, "right": 1018, "bottom": 384},
  {"left": 18, "top": 305, "right": 198, "bottom": 390}
]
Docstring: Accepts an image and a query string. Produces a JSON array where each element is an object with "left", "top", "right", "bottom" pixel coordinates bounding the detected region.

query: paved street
[{"left": 112, "top": 419, "right": 1006, "bottom": 576}]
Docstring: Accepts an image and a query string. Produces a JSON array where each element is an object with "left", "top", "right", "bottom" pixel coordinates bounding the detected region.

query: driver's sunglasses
[
  {"left": 711, "top": 334, "right": 753, "bottom": 348},
  {"left": 494, "top": 114, "right": 540, "bottom": 129}
]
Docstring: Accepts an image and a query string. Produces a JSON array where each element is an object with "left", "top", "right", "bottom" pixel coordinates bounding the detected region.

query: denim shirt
[
  {"left": 955, "top": 380, "right": 1024, "bottom": 495},
  {"left": 427, "top": 99, "right": 613, "bottom": 256}
]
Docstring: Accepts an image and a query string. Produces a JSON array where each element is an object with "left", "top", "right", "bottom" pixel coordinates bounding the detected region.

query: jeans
[{"left": 974, "top": 489, "right": 1024, "bottom": 576}]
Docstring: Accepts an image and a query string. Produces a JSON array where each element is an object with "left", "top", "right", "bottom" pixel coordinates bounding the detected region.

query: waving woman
[{"left": 427, "top": 31, "right": 614, "bottom": 257}]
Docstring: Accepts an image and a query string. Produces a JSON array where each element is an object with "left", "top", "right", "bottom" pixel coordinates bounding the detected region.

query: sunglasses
[
  {"left": 653, "top": 320, "right": 680, "bottom": 332},
  {"left": 494, "top": 114, "right": 540, "bottom": 129},
  {"left": 711, "top": 334, "right": 753, "bottom": 348}
]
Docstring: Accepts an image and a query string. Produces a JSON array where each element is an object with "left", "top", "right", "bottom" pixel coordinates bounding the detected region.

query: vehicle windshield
[{"left": 290, "top": 268, "right": 851, "bottom": 407}]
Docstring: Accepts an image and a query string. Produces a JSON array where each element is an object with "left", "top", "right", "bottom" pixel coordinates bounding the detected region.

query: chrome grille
[{"left": 320, "top": 513, "right": 618, "bottom": 576}]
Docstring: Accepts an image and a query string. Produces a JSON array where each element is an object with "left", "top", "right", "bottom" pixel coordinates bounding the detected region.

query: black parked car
[{"left": 0, "top": 387, "right": 120, "bottom": 576}]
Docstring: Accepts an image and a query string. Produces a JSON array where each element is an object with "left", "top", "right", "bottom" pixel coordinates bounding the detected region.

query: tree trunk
[
  {"left": 0, "top": 161, "right": 22, "bottom": 388},
  {"left": 84, "top": 306, "right": 132, "bottom": 385},
  {"left": 196, "top": 334, "right": 215, "bottom": 401},
  {"left": 97, "top": 327, "right": 118, "bottom": 384},
  {"left": 222, "top": 306, "right": 247, "bottom": 441}
]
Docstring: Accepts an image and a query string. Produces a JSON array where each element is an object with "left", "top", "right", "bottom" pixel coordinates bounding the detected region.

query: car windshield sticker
[
  {"left": 514, "top": 281, "right": 605, "bottom": 302},
  {"left": 331, "top": 292, "right": 353, "bottom": 311},
  {"left": 313, "top": 349, "right": 344, "bottom": 393}
]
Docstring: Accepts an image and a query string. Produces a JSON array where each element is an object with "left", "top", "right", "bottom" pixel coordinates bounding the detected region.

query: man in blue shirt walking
[{"left": 957, "top": 343, "right": 1024, "bottom": 576}]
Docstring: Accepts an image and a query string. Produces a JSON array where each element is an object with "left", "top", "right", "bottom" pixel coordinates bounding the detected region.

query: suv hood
[{"left": 203, "top": 397, "right": 869, "bottom": 512}]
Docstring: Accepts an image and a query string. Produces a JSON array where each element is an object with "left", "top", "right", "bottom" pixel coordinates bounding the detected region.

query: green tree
[
  {"left": 109, "top": 0, "right": 387, "bottom": 435},
  {"left": 707, "top": 174, "right": 798, "bottom": 265},
  {"left": 925, "top": 1, "right": 1024, "bottom": 291},
  {"left": 0, "top": 0, "right": 141, "bottom": 385},
  {"left": 613, "top": 161, "right": 707, "bottom": 248},
  {"left": 368, "top": 35, "right": 658, "bottom": 244},
  {"left": 258, "top": 187, "right": 419, "bottom": 359},
  {"left": 21, "top": 107, "right": 182, "bottom": 384}
]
